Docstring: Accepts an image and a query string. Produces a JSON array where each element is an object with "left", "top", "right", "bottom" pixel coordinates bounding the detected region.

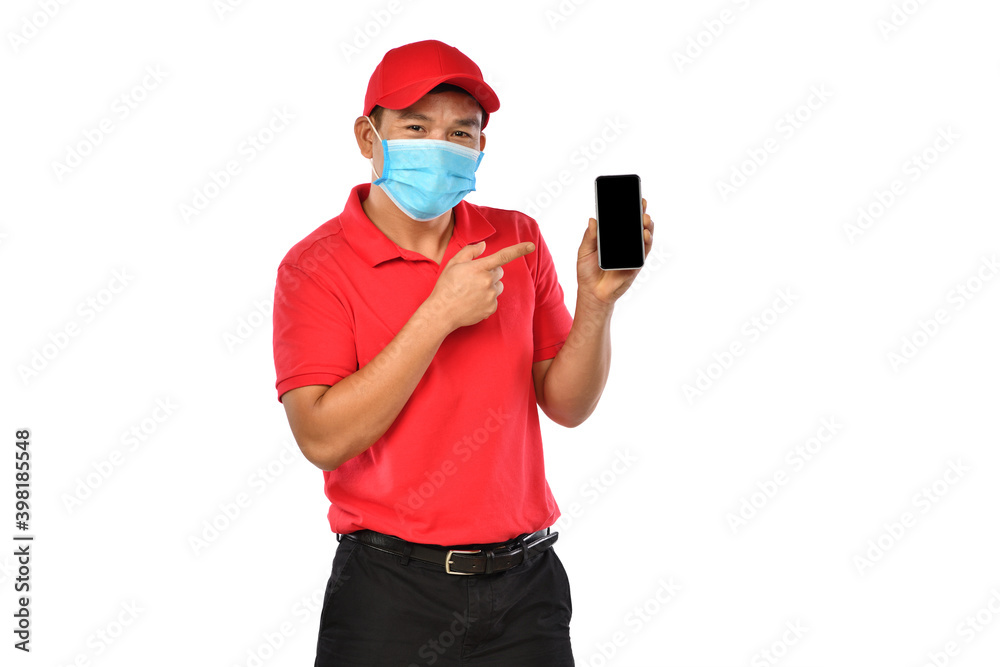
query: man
[{"left": 272, "top": 39, "right": 654, "bottom": 666}]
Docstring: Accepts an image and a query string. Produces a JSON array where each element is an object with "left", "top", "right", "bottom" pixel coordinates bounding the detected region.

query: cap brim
[{"left": 370, "top": 74, "right": 500, "bottom": 127}]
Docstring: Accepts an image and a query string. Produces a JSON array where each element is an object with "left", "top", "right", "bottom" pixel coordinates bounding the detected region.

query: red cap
[{"left": 363, "top": 40, "right": 500, "bottom": 129}]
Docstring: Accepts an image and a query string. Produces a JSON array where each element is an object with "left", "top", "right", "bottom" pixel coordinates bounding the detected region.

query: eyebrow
[{"left": 395, "top": 110, "right": 480, "bottom": 130}]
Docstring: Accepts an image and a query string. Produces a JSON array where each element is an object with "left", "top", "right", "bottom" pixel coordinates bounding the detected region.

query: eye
[
  {"left": 454, "top": 131, "right": 470, "bottom": 138},
  {"left": 405, "top": 125, "right": 423, "bottom": 132}
]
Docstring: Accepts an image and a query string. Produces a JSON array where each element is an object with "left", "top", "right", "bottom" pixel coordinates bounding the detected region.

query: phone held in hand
[{"left": 595, "top": 174, "right": 644, "bottom": 271}]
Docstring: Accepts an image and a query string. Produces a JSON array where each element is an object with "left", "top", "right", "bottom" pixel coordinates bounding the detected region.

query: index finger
[{"left": 475, "top": 241, "right": 536, "bottom": 269}]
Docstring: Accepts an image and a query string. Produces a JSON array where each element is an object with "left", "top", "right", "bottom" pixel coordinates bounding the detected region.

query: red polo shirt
[{"left": 272, "top": 184, "right": 574, "bottom": 545}]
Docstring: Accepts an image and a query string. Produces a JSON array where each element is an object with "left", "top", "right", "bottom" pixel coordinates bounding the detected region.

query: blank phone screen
[{"left": 596, "top": 175, "right": 644, "bottom": 270}]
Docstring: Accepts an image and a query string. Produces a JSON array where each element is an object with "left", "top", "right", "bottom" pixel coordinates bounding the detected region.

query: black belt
[{"left": 341, "top": 528, "right": 558, "bottom": 575}]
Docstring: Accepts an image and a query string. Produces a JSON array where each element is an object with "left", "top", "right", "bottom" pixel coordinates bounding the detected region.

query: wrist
[
  {"left": 576, "top": 290, "right": 614, "bottom": 319},
  {"left": 415, "top": 297, "right": 455, "bottom": 339}
]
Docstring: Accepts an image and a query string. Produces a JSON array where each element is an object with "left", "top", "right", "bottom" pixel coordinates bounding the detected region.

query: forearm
[
  {"left": 540, "top": 294, "right": 614, "bottom": 428},
  {"left": 308, "top": 303, "right": 451, "bottom": 469}
]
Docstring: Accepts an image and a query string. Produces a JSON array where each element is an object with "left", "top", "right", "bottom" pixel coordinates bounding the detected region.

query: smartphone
[{"left": 595, "top": 174, "right": 644, "bottom": 271}]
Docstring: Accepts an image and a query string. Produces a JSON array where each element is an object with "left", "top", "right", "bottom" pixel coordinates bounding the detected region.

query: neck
[{"left": 361, "top": 183, "right": 454, "bottom": 258}]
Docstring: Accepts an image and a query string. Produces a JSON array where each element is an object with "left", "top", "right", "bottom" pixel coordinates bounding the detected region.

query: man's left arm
[{"left": 535, "top": 199, "right": 654, "bottom": 428}]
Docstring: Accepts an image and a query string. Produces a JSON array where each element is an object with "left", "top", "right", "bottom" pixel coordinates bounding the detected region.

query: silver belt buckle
[{"left": 445, "top": 549, "right": 481, "bottom": 575}]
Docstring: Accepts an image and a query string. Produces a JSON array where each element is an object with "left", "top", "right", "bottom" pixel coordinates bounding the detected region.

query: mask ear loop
[{"left": 366, "top": 116, "right": 384, "bottom": 180}]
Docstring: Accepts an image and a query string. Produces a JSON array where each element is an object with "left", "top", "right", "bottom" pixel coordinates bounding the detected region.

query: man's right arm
[
  {"left": 280, "top": 239, "right": 535, "bottom": 471},
  {"left": 282, "top": 301, "right": 451, "bottom": 472}
]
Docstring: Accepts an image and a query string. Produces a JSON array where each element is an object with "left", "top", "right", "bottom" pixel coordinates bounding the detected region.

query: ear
[
  {"left": 479, "top": 132, "right": 486, "bottom": 152},
  {"left": 354, "top": 116, "right": 377, "bottom": 159}
]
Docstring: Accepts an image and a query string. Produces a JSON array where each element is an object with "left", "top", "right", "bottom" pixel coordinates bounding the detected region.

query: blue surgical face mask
[{"left": 366, "top": 115, "right": 484, "bottom": 221}]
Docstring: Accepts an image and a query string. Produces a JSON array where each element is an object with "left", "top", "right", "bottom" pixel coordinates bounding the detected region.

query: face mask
[{"left": 366, "top": 115, "right": 484, "bottom": 221}]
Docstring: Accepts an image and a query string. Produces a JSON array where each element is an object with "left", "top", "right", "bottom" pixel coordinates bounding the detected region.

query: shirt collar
[{"left": 341, "top": 184, "right": 497, "bottom": 268}]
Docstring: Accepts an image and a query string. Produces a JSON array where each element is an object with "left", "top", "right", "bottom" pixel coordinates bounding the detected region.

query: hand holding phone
[{"left": 595, "top": 174, "right": 645, "bottom": 271}]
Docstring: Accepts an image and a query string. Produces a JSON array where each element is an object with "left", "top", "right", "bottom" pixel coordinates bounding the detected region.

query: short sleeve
[
  {"left": 530, "top": 226, "right": 574, "bottom": 363},
  {"left": 272, "top": 263, "right": 358, "bottom": 402}
]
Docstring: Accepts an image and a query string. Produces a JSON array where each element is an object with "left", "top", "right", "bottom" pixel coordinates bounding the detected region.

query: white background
[{"left": 2, "top": 0, "right": 999, "bottom": 665}]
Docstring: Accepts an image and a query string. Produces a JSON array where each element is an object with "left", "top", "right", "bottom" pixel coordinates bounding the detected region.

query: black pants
[{"left": 314, "top": 533, "right": 575, "bottom": 666}]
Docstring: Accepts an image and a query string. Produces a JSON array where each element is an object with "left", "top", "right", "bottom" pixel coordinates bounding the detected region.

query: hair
[{"left": 369, "top": 83, "right": 486, "bottom": 133}]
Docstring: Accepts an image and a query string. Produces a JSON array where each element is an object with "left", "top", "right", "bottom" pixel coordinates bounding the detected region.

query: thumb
[
  {"left": 578, "top": 218, "right": 598, "bottom": 260},
  {"left": 453, "top": 240, "right": 486, "bottom": 263}
]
